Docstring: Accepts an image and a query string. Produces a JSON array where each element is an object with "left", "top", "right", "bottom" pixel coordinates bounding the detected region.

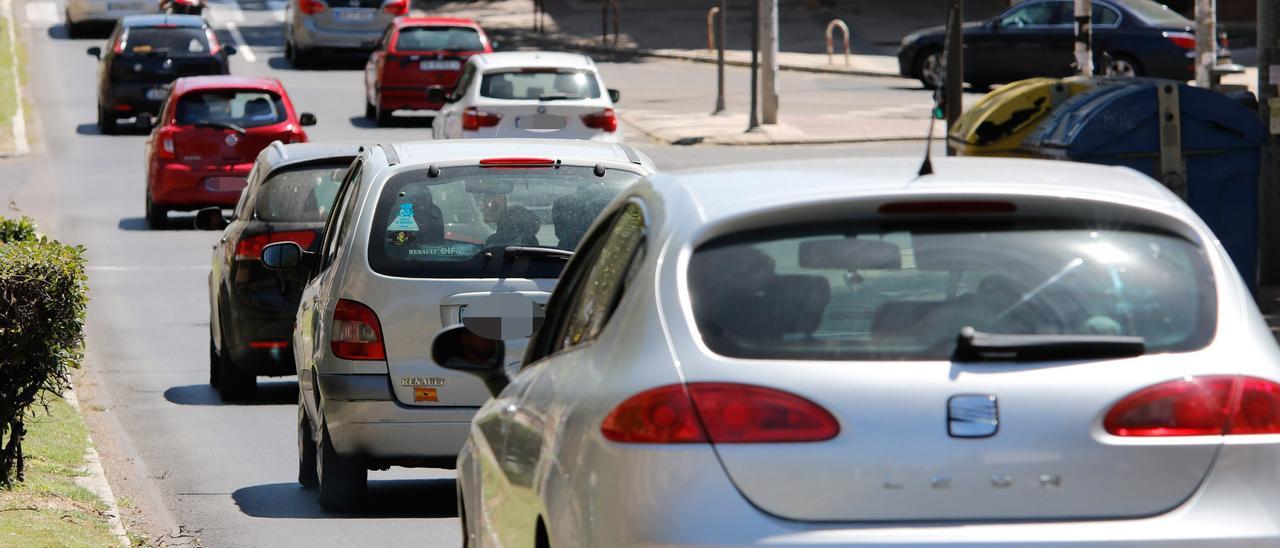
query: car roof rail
[
  {"left": 618, "top": 143, "right": 643, "bottom": 165},
  {"left": 269, "top": 140, "right": 288, "bottom": 161},
  {"left": 381, "top": 143, "right": 400, "bottom": 166}
]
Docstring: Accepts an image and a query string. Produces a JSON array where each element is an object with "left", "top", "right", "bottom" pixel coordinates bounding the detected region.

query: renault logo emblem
[{"left": 948, "top": 394, "right": 999, "bottom": 438}]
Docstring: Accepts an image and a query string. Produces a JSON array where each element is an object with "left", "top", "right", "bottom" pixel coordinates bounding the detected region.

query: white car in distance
[{"left": 431, "top": 51, "right": 622, "bottom": 142}]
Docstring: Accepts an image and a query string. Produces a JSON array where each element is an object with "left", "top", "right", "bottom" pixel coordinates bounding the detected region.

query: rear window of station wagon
[
  {"left": 255, "top": 163, "right": 347, "bottom": 222},
  {"left": 688, "top": 222, "right": 1217, "bottom": 361},
  {"left": 368, "top": 165, "right": 640, "bottom": 278}
]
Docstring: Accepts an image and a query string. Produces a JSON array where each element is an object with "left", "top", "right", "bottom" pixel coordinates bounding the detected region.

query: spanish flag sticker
[{"left": 414, "top": 387, "right": 438, "bottom": 402}]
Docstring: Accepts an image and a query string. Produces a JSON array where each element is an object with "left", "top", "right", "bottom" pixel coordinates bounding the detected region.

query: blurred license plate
[
  {"left": 107, "top": 2, "right": 142, "bottom": 10},
  {"left": 145, "top": 88, "right": 167, "bottom": 101},
  {"left": 334, "top": 9, "right": 374, "bottom": 21},
  {"left": 204, "top": 177, "right": 247, "bottom": 192},
  {"left": 419, "top": 60, "right": 460, "bottom": 71},
  {"left": 517, "top": 114, "right": 566, "bottom": 130}
]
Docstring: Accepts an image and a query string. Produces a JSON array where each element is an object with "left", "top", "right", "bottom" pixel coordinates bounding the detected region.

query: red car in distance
[
  {"left": 144, "top": 76, "right": 316, "bottom": 228},
  {"left": 363, "top": 17, "right": 492, "bottom": 126}
]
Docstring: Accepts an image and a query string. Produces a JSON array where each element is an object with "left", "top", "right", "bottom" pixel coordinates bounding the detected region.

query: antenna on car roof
[{"left": 917, "top": 87, "right": 942, "bottom": 177}]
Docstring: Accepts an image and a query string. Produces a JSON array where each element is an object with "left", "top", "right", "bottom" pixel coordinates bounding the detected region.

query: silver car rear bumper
[{"left": 323, "top": 398, "right": 475, "bottom": 460}]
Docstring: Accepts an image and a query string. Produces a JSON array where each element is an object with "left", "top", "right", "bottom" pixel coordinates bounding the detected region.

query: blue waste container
[{"left": 1024, "top": 79, "right": 1266, "bottom": 291}]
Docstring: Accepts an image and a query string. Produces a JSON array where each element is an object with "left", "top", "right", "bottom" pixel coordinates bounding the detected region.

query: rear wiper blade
[
  {"left": 193, "top": 121, "right": 246, "bottom": 134},
  {"left": 953, "top": 327, "right": 1144, "bottom": 362},
  {"left": 537, "top": 94, "right": 577, "bottom": 102},
  {"left": 501, "top": 246, "right": 573, "bottom": 261}
]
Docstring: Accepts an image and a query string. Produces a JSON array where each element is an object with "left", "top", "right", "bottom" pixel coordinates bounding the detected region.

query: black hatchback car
[
  {"left": 198, "top": 142, "right": 358, "bottom": 401},
  {"left": 898, "top": 0, "right": 1223, "bottom": 89},
  {"left": 87, "top": 14, "right": 234, "bottom": 134}
]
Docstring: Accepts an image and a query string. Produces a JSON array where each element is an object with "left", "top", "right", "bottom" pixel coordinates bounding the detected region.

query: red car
[
  {"left": 363, "top": 17, "right": 493, "bottom": 126},
  {"left": 144, "top": 76, "right": 315, "bottom": 228}
]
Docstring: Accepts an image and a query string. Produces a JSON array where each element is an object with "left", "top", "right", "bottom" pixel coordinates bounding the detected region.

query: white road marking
[
  {"left": 224, "top": 21, "right": 257, "bottom": 62},
  {"left": 22, "top": 0, "right": 58, "bottom": 26},
  {"left": 87, "top": 265, "right": 208, "bottom": 272}
]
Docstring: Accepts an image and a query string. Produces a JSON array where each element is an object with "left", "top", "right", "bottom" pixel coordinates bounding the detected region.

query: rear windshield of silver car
[
  {"left": 688, "top": 222, "right": 1216, "bottom": 360},
  {"left": 480, "top": 69, "right": 601, "bottom": 100},
  {"left": 123, "top": 27, "right": 211, "bottom": 54},
  {"left": 368, "top": 165, "right": 639, "bottom": 278},
  {"left": 254, "top": 162, "right": 348, "bottom": 222},
  {"left": 395, "top": 26, "right": 483, "bottom": 51}
]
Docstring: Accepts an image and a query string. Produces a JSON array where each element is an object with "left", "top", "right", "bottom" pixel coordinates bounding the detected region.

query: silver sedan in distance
[{"left": 434, "top": 157, "right": 1280, "bottom": 547}]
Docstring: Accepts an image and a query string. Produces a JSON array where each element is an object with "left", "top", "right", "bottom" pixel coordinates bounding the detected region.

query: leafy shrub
[
  {"left": 0, "top": 217, "right": 36, "bottom": 244},
  {"left": 0, "top": 235, "right": 87, "bottom": 487}
]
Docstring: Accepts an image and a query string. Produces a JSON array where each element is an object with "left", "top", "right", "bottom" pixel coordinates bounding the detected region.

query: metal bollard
[
  {"left": 826, "top": 19, "right": 850, "bottom": 66},
  {"left": 706, "top": 6, "right": 719, "bottom": 52}
]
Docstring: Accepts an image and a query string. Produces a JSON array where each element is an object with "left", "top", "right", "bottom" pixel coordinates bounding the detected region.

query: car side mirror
[
  {"left": 299, "top": 113, "right": 317, "bottom": 126},
  {"left": 261, "top": 241, "right": 306, "bottom": 270},
  {"left": 432, "top": 325, "right": 508, "bottom": 397},
  {"left": 225, "top": 45, "right": 238, "bottom": 56},
  {"left": 426, "top": 87, "right": 449, "bottom": 104},
  {"left": 608, "top": 88, "right": 621, "bottom": 103},
  {"left": 194, "top": 207, "right": 229, "bottom": 230},
  {"left": 87, "top": 46, "right": 102, "bottom": 59}
]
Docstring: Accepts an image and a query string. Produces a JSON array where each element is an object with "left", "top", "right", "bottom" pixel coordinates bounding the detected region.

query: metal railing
[{"left": 826, "top": 19, "right": 850, "bottom": 66}]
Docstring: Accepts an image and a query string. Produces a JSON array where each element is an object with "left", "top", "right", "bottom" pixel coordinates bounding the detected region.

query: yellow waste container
[{"left": 948, "top": 76, "right": 1096, "bottom": 157}]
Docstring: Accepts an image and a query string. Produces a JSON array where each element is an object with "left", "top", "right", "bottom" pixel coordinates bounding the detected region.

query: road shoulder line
[{"left": 65, "top": 389, "right": 131, "bottom": 547}]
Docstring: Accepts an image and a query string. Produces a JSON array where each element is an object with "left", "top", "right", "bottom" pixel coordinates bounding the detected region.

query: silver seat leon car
[
  {"left": 261, "top": 139, "right": 655, "bottom": 511},
  {"left": 284, "top": 0, "right": 407, "bottom": 68},
  {"left": 434, "top": 157, "right": 1280, "bottom": 546}
]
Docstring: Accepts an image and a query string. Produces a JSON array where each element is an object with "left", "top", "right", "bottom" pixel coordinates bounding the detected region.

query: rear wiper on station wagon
[
  {"left": 499, "top": 246, "right": 573, "bottom": 261},
  {"left": 952, "top": 327, "right": 1145, "bottom": 362},
  {"left": 193, "top": 121, "right": 246, "bottom": 134},
  {"left": 536, "top": 94, "right": 578, "bottom": 102}
]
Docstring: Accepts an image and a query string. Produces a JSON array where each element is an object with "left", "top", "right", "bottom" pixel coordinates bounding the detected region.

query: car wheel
[
  {"left": 1104, "top": 54, "right": 1143, "bottom": 78},
  {"left": 284, "top": 40, "right": 294, "bottom": 59},
  {"left": 374, "top": 103, "right": 391, "bottom": 126},
  {"left": 98, "top": 105, "right": 117, "bottom": 135},
  {"left": 916, "top": 48, "right": 945, "bottom": 90},
  {"left": 217, "top": 340, "right": 257, "bottom": 402},
  {"left": 208, "top": 337, "right": 221, "bottom": 388},
  {"left": 144, "top": 192, "right": 167, "bottom": 229},
  {"left": 65, "top": 12, "right": 81, "bottom": 38},
  {"left": 316, "top": 421, "right": 366, "bottom": 511},
  {"left": 364, "top": 101, "right": 376, "bottom": 120},
  {"left": 289, "top": 43, "right": 312, "bottom": 69},
  {"left": 298, "top": 397, "right": 319, "bottom": 489}
]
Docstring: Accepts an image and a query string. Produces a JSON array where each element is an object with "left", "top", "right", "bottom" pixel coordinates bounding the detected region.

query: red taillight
[
  {"left": 601, "top": 383, "right": 840, "bottom": 444},
  {"left": 381, "top": 0, "right": 408, "bottom": 15},
  {"left": 299, "top": 0, "right": 326, "bottom": 14},
  {"left": 1164, "top": 32, "right": 1196, "bottom": 50},
  {"left": 206, "top": 28, "right": 222, "bottom": 55},
  {"left": 878, "top": 200, "right": 1017, "bottom": 215},
  {"left": 1104, "top": 376, "right": 1280, "bottom": 437},
  {"left": 581, "top": 108, "right": 618, "bottom": 132},
  {"left": 478, "top": 157, "right": 556, "bottom": 167},
  {"left": 461, "top": 107, "right": 501, "bottom": 131},
  {"left": 331, "top": 299, "right": 386, "bottom": 361},
  {"left": 155, "top": 127, "right": 176, "bottom": 160},
  {"left": 235, "top": 230, "right": 317, "bottom": 261},
  {"left": 113, "top": 30, "right": 127, "bottom": 54}
]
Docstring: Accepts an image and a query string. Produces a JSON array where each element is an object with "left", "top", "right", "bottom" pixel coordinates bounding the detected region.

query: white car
[
  {"left": 435, "top": 157, "right": 1280, "bottom": 547},
  {"left": 431, "top": 51, "right": 622, "bottom": 142},
  {"left": 65, "top": 0, "right": 159, "bottom": 38},
  {"left": 260, "top": 139, "right": 655, "bottom": 511}
]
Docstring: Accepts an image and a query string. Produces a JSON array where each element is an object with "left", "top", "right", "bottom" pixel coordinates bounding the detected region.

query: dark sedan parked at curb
[
  {"left": 898, "top": 0, "right": 1224, "bottom": 89},
  {"left": 87, "top": 14, "right": 233, "bottom": 134},
  {"left": 198, "top": 141, "right": 358, "bottom": 401}
]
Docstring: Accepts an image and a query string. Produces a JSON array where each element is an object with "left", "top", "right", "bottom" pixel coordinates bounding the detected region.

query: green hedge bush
[{"left": 0, "top": 218, "right": 87, "bottom": 487}]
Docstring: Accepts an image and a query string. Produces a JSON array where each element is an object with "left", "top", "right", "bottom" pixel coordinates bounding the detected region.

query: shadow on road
[
  {"left": 118, "top": 214, "right": 198, "bottom": 231},
  {"left": 48, "top": 22, "right": 114, "bottom": 40},
  {"left": 266, "top": 55, "right": 368, "bottom": 72},
  {"left": 232, "top": 478, "right": 458, "bottom": 519},
  {"left": 348, "top": 115, "right": 434, "bottom": 130},
  {"left": 164, "top": 381, "right": 298, "bottom": 406}
]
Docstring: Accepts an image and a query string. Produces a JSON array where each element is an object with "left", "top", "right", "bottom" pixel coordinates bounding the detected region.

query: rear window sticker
[
  {"left": 387, "top": 202, "right": 420, "bottom": 231},
  {"left": 392, "top": 231, "right": 412, "bottom": 246}
]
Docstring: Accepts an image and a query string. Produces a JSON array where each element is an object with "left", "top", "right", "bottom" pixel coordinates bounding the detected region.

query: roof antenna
[{"left": 917, "top": 87, "right": 941, "bottom": 177}]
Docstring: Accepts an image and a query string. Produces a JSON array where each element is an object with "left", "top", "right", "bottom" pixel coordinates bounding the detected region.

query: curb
[
  {"left": 617, "top": 111, "right": 930, "bottom": 147},
  {"left": 0, "top": 0, "right": 29, "bottom": 158},
  {"left": 64, "top": 389, "right": 131, "bottom": 547}
]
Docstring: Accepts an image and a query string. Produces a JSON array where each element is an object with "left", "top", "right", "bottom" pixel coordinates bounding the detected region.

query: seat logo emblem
[{"left": 948, "top": 394, "right": 999, "bottom": 438}]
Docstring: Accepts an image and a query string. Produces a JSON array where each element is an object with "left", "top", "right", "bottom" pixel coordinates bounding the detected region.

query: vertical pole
[
  {"left": 1073, "top": 0, "right": 1093, "bottom": 75},
  {"left": 761, "top": 0, "right": 779, "bottom": 124},
  {"left": 715, "top": 0, "right": 726, "bottom": 114},
  {"left": 1195, "top": 0, "right": 1216, "bottom": 88},
  {"left": 748, "top": 0, "right": 760, "bottom": 130},
  {"left": 1260, "top": 0, "right": 1280, "bottom": 285},
  {"left": 944, "top": 0, "right": 963, "bottom": 155}
]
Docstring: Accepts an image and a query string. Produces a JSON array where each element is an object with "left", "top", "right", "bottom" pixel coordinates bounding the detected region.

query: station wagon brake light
[
  {"left": 878, "top": 200, "right": 1017, "bottom": 214},
  {"left": 602, "top": 383, "right": 840, "bottom": 444},
  {"left": 1104, "top": 376, "right": 1280, "bottom": 436},
  {"left": 331, "top": 299, "right": 386, "bottom": 361},
  {"left": 478, "top": 157, "right": 556, "bottom": 167},
  {"left": 236, "top": 231, "right": 317, "bottom": 261}
]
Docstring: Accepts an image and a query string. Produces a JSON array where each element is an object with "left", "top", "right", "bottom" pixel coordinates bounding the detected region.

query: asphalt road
[{"left": 2, "top": 0, "right": 939, "bottom": 545}]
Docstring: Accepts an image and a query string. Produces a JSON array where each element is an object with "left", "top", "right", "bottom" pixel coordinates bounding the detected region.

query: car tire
[
  {"left": 144, "top": 192, "right": 167, "bottom": 229},
  {"left": 217, "top": 340, "right": 257, "bottom": 402},
  {"left": 98, "top": 105, "right": 117, "bottom": 135},
  {"left": 65, "top": 12, "right": 82, "bottom": 38},
  {"left": 316, "top": 421, "right": 366, "bottom": 511},
  {"left": 208, "top": 337, "right": 221, "bottom": 388},
  {"left": 915, "top": 47, "right": 945, "bottom": 90},
  {"left": 298, "top": 398, "right": 319, "bottom": 489},
  {"left": 1104, "top": 54, "right": 1144, "bottom": 78},
  {"left": 374, "top": 103, "right": 391, "bottom": 126},
  {"left": 364, "top": 101, "right": 376, "bottom": 121},
  {"left": 289, "top": 42, "right": 312, "bottom": 70}
]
